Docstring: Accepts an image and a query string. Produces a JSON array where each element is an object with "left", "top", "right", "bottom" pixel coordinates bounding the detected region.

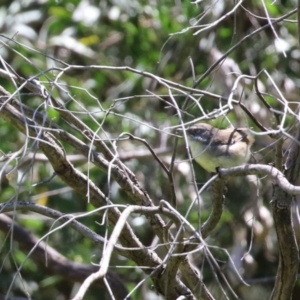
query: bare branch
[
  {"left": 218, "top": 164, "right": 300, "bottom": 196},
  {"left": 0, "top": 214, "right": 131, "bottom": 300},
  {"left": 201, "top": 178, "right": 226, "bottom": 239}
]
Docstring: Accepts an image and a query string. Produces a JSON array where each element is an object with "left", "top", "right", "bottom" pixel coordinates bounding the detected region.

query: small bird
[
  {"left": 184, "top": 123, "right": 254, "bottom": 172},
  {"left": 6, "top": 167, "right": 19, "bottom": 191}
]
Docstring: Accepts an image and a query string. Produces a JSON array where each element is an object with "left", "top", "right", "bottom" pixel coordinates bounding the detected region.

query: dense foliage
[{"left": 0, "top": 1, "right": 299, "bottom": 299}]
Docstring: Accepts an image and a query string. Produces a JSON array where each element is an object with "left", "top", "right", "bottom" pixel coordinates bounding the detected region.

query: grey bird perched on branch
[{"left": 182, "top": 123, "right": 254, "bottom": 173}]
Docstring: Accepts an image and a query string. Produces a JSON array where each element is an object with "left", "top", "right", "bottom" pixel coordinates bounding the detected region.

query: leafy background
[{"left": 0, "top": 0, "right": 299, "bottom": 299}]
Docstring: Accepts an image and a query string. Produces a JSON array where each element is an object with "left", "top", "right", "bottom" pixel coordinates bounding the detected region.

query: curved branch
[
  {"left": 201, "top": 178, "right": 225, "bottom": 239},
  {"left": 269, "top": 123, "right": 300, "bottom": 299},
  {"left": 218, "top": 164, "right": 300, "bottom": 195},
  {"left": 0, "top": 214, "right": 131, "bottom": 300},
  {"left": 0, "top": 200, "right": 129, "bottom": 256}
]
